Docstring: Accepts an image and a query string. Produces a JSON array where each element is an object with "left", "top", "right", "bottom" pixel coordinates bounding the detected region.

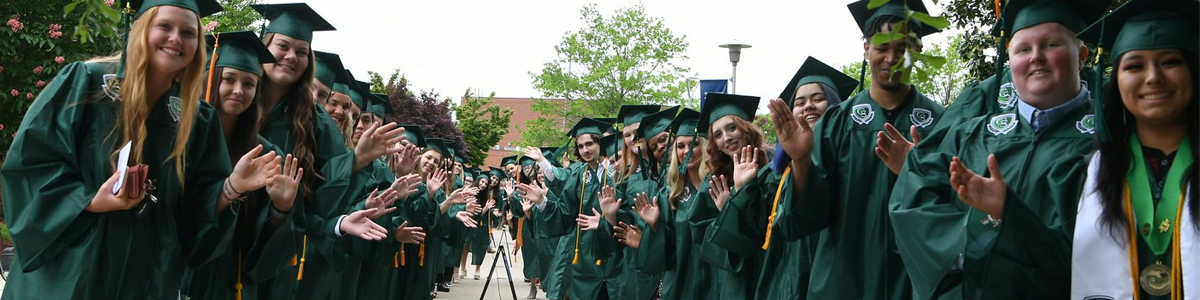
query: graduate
[
  {"left": 322, "top": 65, "right": 357, "bottom": 147},
  {"left": 466, "top": 168, "right": 500, "bottom": 280},
  {"left": 689, "top": 93, "right": 767, "bottom": 299},
  {"left": 753, "top": 56, "right": 856, "bottom": 300},
  {"left": 757, "top": 1, "right": 945, "bottom": 299},
  {"left": 620, "top": 105, "right": 678, "bottom": 300},
  {"left": 311, "top": 51, "right": 342, "bottom": 112},
  {"left": 522, "top": 118, "right": 624, "bottom": 300},
  {"left": 618, "top": 107, "right": 720, "bottom": 300},
  {"left": 394, "top": 138, "right": 478, "bottom": 300},
  {"left": 0, "top": 0, "right": 244, "bottom": 298},
  {"left": 1072, "top": 0, "right": 1199, "bottom": 298},
  {"left": 886, "top": 0, "right": 1107, "bottom": 175},
  {"left": 249, "top": 3, "right": 399, "bottom": 298},
  {"left": 889, "top": 0, "right": 1103, "bottom": 297},
  {"left": 524, "top": 145, "right": 577, "bottom": 300},
  {"left": 179, "top": 29, "right": 306, "bottom": 300},
  {"left": 504, "top": 154, "right": 556, "bottom": 299},
  {"left": 354, "top": 123, "right": 425, "bottom": 300}
]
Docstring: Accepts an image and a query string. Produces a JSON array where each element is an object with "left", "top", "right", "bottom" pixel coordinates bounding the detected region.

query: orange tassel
[
  {"left": 572, "top": 249, "right": 580, "bottom": 265},
  {"left": 595, "top": 259, "right": 601, "bottom": 266},
  {"left": 400, "top": 246, "right": 407, "bottom": 266},
  {"left": 994, "top": 0, "right": 1002, "bottom": 19},
  {"left": 236, "top": 249, "right": 243, "bottom": 300},
  {"left": 763, "top": 166, "right": 791, "bottom": 250},
  {"left": 204, "top": 33, "right": 219, "bottom": 103},
  {"left": 419, "top": 242, "right": 426, "bottom": 266},
  {"left": 394, "top": 251, "right": 399, "bottom": 268}
]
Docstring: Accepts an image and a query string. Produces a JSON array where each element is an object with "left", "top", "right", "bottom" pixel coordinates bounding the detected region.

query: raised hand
[
  {"left": 633, "top": 192, "right": 660, "bottom": 231},
  {"left": 394, "top": 143, "right": 421, "bottom": 176},
  {"left": 354, "top": 122, "right": 407, "bottom": 172},
  {"left": 516, "top": 180, "right": 549, "bottom": 204},
  {"left": 523, "top": 146, "right": 546, "bottom": 162},
  {"left": 520, "top": 199, "right": 534, "bottom": 213},
  {"left": 876, "top": 123, "right": 922, "bottom": 175},
  {"left": 732, "top": 145, "right": 760, "bottom": 190},
  {"left": 709, "top": 175, "right": 731, "bottom": 212},
  {"left": 597, "top": 186, "right": 621, "bottom": 216},
  {"left": 87, "top": 171, "right": 145, "bottom": 213},
  {"left": 341, "top": 208, "right": 394, "bottom": 241},
  {"left": 390, "top": 174, "right": 423, "bottom": 200},
  {"left": 393, "top": 221, "right": 426, "bottom": 244},
  {"left": 426, "top": 168, "right": 447, "bottom": 192},
  {"left": 447, "top": 187, "right": 480, "bottom": 205},
  {"left": 266, "top": 154, "right": 304, "bottom": 213},
  {"left": 769, "top": 98, "right": 816, "bottom": 160},
  {"left": 363, "top": 188, "right": 401, "bottom": 219},
  {"left": 456, "top": 211, "right": 479, "bottom": 228},
  {"left": 501, "top": 179, "right": 515, "bottom": 196},
  {"left": 577, "top": 208, "right": 602, "bottom": 231},
  {"left": 229, "top": 144, "right": 280, "bottom": 194},
  {"left": 483, "top": 199, "right": 496, "bottom": 211},
  {"left": 613, "top": 222, "right": 642, "bottom": 248},
  {"left": 466, "top": 202, "right": 483, "bottom": 215},
  {"left": 950, "top": 154, "right": 1008, "bottom": 219}
]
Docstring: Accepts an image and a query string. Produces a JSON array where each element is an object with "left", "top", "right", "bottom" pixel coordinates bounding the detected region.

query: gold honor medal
[{"left": 1139, "top": 261, "right": 1171, "bottom": 296}]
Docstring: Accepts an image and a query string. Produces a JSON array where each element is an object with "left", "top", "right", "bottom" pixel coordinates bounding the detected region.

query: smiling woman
[{"left": 0, "top": 0, "right": 243, "bottom": 298}]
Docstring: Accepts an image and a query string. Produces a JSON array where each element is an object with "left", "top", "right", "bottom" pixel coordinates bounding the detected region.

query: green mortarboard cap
[
  {"left": 519, "top": 155, "right": 537, "bottom": 167},
  {"left": 398, "top": 124, "right": 425, "bottom": 148},
  {"left": 596, "top": 118, "right": 617, "bottom": 125},
  {"left": 1078, "top": 0, "right": 1198, "bottom": 63},
  {"left": 425, "top": 138, "right": 451, "bottom": 157},
  {"left": 637, "top": 106, "right": 680, "bottom": 140},
  {"left": 332, "top": 69, "right": 355, "bottom": 96},
  {"left": 252, "top": 3, "right": 335, "bottom": 42},
  {"left": 491, "top": 169, "right": 505, "bottom": 179},
  {"left": 992, "top": 0, "right": 1106, "bottom": 37},
  {"left": 600, "top": 134, "right": 619, "bottom": 157},
  {"left": 313, "top": 51, "right": 345, "bottom": 88},
  {"left": 206, "top": 31, "right": 276, "bottom": 75},
  {"left": 780, "top": 57, "right": 859, "bottom": 106},
  {"left": 539, "top": 146, "right": 562, "bottom": 167},
  {"left": 349, "top": 80, "right": 372, "bottom": 112},
  {"left": 669, "top": 108, "right": 701, "bottom": 137},
  {"left": 567, "top": 118, "right": 614, "bottom": 138},
  {"left": 698, "top": 93, "right": 761, "bottom": 133},
  {"left": 126, "top": 0, "right": 222, "bottom": 19},
  {"left": 454, "top": 156, "right": 464, "bottom": 163},
  {"left": 501, "top": 155, "right": 518, "bottom": 167},
  {"left": 368, "top": 93, "right": 393, "bottom": 116},
  {"left": 848, "top": 0, "right": 939, "bottom": 38},
  {"left": 1077, "top": 0, "right": 1198, "bottom": 143},
  {"left": 617, "top": 105, "right": 662, "bottom": 125}
]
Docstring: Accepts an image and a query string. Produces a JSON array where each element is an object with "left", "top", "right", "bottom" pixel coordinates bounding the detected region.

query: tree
[
  {"left": 910, "top": 34, "right": 969, "bottom": 106},
  {"left": 517, "top": 98, "right": 584, "bottom": 148},
  {"left": 201, "top": 0, "right": 263, "bottom": 33},
  {"left": 754, "top": 114, "right": 776, "bottom": 146},
  {"left": 523, "top": 3, "right": 692, "bottom": 146},
  {"left": 2, "top": 0, "right": 123, "bottom": 157},
  {"left": 453, "top": 90, "right": 513, "bottom": 166},
  {"left": 368, "top": 69, "right": 402, "bottom": 95},
  {"left": 379, "top": 71, "right": 467, "bottom": 158}
]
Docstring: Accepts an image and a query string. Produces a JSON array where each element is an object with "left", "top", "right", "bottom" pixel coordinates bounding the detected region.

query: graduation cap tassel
[
  {"left": 1092, "top": 19, "right": 1112, "bottom": 143},
  {"left": 203, "top": 34, "right": 220, "bottom": 103},
  {"left": 762, "top": 166, "right": 792, "bottom": 250},
  {"left": 296, "top": 235, "right": 307, "bottom": 281},
  {"left": 236, "top": 250, "right": 243, "bottom": 300},
  {"left": 116, "top": 2, "right": 135, "bottom": 79},
  {"left": 400, "top": 247, "right": 406, "bottom": 266},
  {"left": 856, "top": 59, "right": 867, "bottom": 93},
  {"left": 678, "top": 138, "right": 696, "bottom": 177},
  {"left": 419, "top": 242, "right": 426, "bottom": 266},
  {"left": 393, "top": 251, "right": 399, "bottom": 268}
]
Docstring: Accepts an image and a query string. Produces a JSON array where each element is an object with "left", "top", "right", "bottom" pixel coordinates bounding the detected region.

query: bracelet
[
  {"left": 980, "top": 214, "right": 1003, "bottom": 228},
  {"left": 269, "top": 202, "right": 290, "bottom": 217}
]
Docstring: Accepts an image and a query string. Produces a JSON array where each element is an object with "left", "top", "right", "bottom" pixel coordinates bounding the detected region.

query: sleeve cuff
[{"left": 334, "top": 214, "right": 348, "bottom": 237}]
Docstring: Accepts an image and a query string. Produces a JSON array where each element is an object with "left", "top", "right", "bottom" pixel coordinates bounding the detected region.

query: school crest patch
[
  {"left": 910, "top": 108, "right": 934, "bottom": 128},
  {"left": 1076, "top": 114, "right": 1096, "bottom": 135},
  {"left": 584, "top": 170, "right": 593, "bottom": 184},
  {"left": 102, "top": 74, "right": 120, "bottom": 101},
  {"left": 997, "top": 82, "right": 1017, "bottom": 109},
  {"left": 168, "top": 96, "right": 183, "bottom": 122},
  {"left": 850, "top": 104, "right": 875, "bottom": 125},
  {"left": 987, "top": 114, "right": 1018, "bottom": 136}
]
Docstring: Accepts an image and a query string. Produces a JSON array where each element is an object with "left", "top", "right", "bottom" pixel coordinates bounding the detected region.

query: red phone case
[{"left": 125, "top": 164, "right": 147, "bottom": 196}]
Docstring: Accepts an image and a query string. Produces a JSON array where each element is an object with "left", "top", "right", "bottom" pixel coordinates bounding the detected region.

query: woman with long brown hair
[{"left": 248, "top": 3, "right": 401, "bottom": 299}]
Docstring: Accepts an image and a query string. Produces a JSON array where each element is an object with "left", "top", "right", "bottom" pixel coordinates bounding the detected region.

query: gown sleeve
[{"left": 1, "top": 62, "right": 107, "bottom": 271}]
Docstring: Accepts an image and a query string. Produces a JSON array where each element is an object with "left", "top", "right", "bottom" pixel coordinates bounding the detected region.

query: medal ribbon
[{"left": 1128, "top": 134, "right": 1191, "bottom": 255}]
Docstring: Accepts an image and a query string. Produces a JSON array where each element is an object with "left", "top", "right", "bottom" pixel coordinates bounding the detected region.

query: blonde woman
[{"left": 0, "top": 1, "right": 274, "bottom": 298}]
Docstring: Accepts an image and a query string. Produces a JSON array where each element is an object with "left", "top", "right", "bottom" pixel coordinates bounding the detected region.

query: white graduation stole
[{"left": 1071, "top": 154, "right": 1198, "bottom": 299}]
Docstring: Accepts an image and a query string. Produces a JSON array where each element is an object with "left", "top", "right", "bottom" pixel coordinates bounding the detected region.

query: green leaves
[
  {"left": 909, "top": 11, "right": 950, "bottom": 30},
  {"left": 867, "top": 0, "right": 892, "bottom": 9},
  {"left": 454, "top": 90, "right": 514, "bottom": 166}
]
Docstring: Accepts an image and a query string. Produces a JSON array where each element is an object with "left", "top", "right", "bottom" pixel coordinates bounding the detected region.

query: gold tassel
[
  {"left": 400, "top": 246, "right": 407, "bottom": 266},
  {"left": 762, "top": 166, "right": 791, "bottom": 250},
  {"left": 236, "top": 249, "right": 243, "bottom": 300},
  {"left": 203, "top": 33, "right": 219, "bottom": 103},
  {"left": 290, "top": 255, "right": 297, "bottom": 266},
  {"left": 394, "top": 251, "right": 399, "bottom": 268},
  {"left": 572, "top": 249, "right": 580, "bottom": 265},
  {"left": 595, "top": 259, "right": 601, "bottom": 266},
  {"left": 419, "top": 242, "right": 426, "bottom": 266},
  {"left": 297, "top": 235, "right": 308, "bottom": 281}
]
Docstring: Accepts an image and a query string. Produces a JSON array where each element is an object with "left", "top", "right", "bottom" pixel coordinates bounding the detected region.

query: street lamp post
[{"left": 719, "top": 43, "right": 751, "bottom": 94}]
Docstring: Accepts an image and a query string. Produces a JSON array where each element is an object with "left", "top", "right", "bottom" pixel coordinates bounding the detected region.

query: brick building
[{"left": 460, "top": 97, "right": 566, "bottom": 167}]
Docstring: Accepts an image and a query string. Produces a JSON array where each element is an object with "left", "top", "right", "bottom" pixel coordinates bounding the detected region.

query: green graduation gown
[
  {"left": 890, "top": 97, "right": 1095, "bottom": 299},
  {"left": 353, "top": 159, "right": 400, "bottom": 300},
  {"left": 394, "top": 183, "right": 445, "bottom": 300},
  {"left": 1, "top": 61, "right": 234, "bottom": 299},
  {"left": 536, "top": 163, "right": 625, "bottom": 300},
  {"left": 616, "top": 159, "right": 665, "bottom": 300},
  {"left": 776, "top": 89, "right": 945, "bottom": 299},
  {"left": 635, "top": 180, "right": 719, "bottom": 300}
]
